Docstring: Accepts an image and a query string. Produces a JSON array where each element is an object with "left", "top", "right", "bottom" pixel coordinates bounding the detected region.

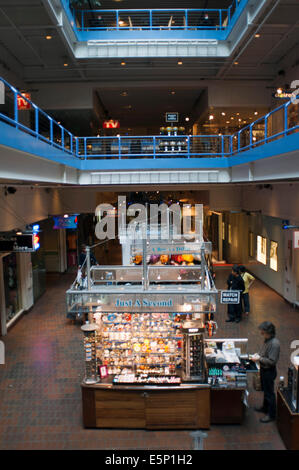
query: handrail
[
  {"left": 0, "top": 75, "right": 298, "bottom": 162},
  {"left": 72, "top": 7, "right": 235, "bottom": 32}
]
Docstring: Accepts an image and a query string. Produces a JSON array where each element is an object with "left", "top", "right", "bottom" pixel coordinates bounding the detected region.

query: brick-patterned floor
[{"left": 0, "top": 269, "right": 298, "bottom": 450}]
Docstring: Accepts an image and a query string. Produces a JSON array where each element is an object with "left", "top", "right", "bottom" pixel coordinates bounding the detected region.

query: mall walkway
[{"left": 0, "top": 269, "right": 298, "bottom": 450}]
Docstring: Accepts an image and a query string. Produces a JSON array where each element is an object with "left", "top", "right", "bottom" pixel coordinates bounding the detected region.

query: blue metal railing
[
  {"left": 74, "top": 8, "right": 230, "bottom": 32},
  {"left": 0, "top": 76, "right": 298, "bottom": 162}
]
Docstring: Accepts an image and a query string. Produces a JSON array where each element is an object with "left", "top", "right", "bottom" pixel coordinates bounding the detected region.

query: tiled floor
[{"left": 0, "top": 269, "right": 298, "bottom": 450}]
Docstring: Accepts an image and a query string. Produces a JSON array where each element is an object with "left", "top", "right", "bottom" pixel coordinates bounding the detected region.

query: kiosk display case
[
  {"left": 182, "top": 320, "right": 206, "bottom": 382},
  {"left": 67, "top": 231, "right": 254, "bottom": 429}
]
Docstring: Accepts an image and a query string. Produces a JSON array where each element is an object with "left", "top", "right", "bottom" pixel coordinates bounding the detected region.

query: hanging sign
[
  {"left": 220, "top": 290, "right": 240, "bottom": 304},
  {"left": 17, "top": 93, "right": 31, "bottom": 110},
  {"left": 0, "top": 234, "right": 37, "bottom": 253},
  {"left": 103, "top": 120, "right": 120, "bottom": 129},
  {"left": 53, "top": 215, "right": 78, "bottom": 230},
  {"left": 166, "top": 112, "right": 179, "bottom": 123}
]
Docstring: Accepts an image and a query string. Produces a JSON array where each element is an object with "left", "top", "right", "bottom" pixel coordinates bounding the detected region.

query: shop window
[
  {"left": 257, "top": 235, "right": 267, "bottom": 265},
  {"left": 3, "top": 253, "right": 21, "bottom": 324},
  {"left": 270, "top": 241, "right": 278, "bottom": 272}
]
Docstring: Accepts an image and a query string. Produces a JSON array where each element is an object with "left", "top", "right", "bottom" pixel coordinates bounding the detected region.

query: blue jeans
[{"left": 242, "top": 293, "right": 250, "bottom": 313}]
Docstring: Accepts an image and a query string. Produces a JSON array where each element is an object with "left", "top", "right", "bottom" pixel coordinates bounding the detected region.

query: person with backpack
[
  {"left": 226, "top": 265, "right": 245, "bottom": 323},
  {"left": 239, "top": 265, "right": 255, "bottom": 316}
]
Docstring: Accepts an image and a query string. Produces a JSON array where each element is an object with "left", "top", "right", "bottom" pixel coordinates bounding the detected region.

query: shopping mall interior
[{"left": 1, "top": 0, "right": 299, "bottom": 453}]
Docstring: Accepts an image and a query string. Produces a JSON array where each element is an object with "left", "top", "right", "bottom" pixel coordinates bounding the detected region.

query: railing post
[
  {"left": 228, "top": 7, "right": 231, "bottom": 25},
  {"left": 75, "top": 137, "right": 79, "bottom": 157},
  {"left": 118, "top": 136, "right": 121, "bottom": 159},
  {"left": 34, "top": 106, "right": 39, "bottom": 136},
  {"left": 284, "top": 104, "right": 288, "bottom": 136},
  {"left": 84, "top": 137, "right": 87, "bottom": 159},
  {"left": 81, "top": 10, "right": 84, "bottom": 31},
  {"left": 221, "top": 135, "right": 224, "bottom": 157},
  {"left": 185, "top": 9, "right": 188, "bottom": 29},
  {"left": 265, "top": 114, "right": 269, "bottom": 143},
  {"left": 230, "top": 135, "right": 233, "bottom": 155},
  {"left": 219, "top": 9, "right": 222, "bottom": 30},
  {"left": 70, "top": 132, "right": 73, "bottom": 154},
  {"left": 50, "top": 119, "right": 53, "bottom": 144},
  {"left": 250, "top": 123, "right": 254, "bottom": 147},
  {"left": 14, "top": 92, "right": 18, "bottom": 126},
  {"left": 116, "top": 10, "right": 119, "bottom": 30},
  {"left": 61, "top": 127, "right": 64, "bottom": 150},
  {"left": 237, "top": 130, "right": 241, "bottom": 152},
  {"left": 153, "top": 136, "right": 156, "bottom": 159},
  {"left": 187, "top": 136, "right": 191, "bottom": 158},
  {"left": 149, "top": 10, "right": 153, "bottom": 30}
]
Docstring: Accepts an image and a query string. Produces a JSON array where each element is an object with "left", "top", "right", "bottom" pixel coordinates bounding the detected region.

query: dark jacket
[
  {"left": 227, "top": 273, "right": 245, "bottom": 293},
  {"left": 79, "top": 251, "right": 97, "bottom": 267},
  {"left": 259, "top": 337, "right": 280, "bottom": 369}
]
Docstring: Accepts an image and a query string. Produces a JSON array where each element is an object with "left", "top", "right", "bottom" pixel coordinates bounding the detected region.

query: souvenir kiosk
[{"left": 66, "top": 233, "right": 257, "bottom": 429}]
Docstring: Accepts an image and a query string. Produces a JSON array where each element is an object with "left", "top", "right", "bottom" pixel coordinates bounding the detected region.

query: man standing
[
  {"left": 251, "top": 321, "right": 280, "bottom": 423},
  {"left": 239, "top": 266, "right": 255, "bottom": 316},
  {"left": 226, "top": 265, "right": 245, "bottom": 323}
]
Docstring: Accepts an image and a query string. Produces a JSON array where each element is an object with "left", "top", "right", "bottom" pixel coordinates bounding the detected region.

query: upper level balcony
[
  {"left": 1, "top": 76, "right": 299, "bottom": 187},
  {"left": 48, "top": 0, "right": 267, "bottom": 59}
]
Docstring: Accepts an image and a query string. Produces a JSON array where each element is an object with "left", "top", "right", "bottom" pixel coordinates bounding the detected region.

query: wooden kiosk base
[
  {"left": 82, "top": 383, "right": 210, "bottom": 429},
  {"left": 82, "top": 383, "right": 246, "bottom": 429},
  {"left": 277, "top": 388, "right": 299, "bottom": 450}
]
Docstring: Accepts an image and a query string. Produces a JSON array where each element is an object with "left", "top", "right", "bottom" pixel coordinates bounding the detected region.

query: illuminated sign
[
  {"left": 294, "top": 231, "right": 299, "bottom": 250},
  {"left": 103, "top": 120, "right": 120, "bottom": 129},
  {"left": 0, "top": 233, "right": 39, "bottom": 253},
  {"left": 17, "top": 93, "right": 31, "bottom": 110},
  {"left": 166, "top": 112, "right": 179, "bottom": 123},
  {"left": 53, "top": 215, "right": 78, "bottom": 230}
]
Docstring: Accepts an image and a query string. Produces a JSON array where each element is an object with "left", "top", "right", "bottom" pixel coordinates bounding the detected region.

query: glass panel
[{"left": 3, "top": 253, "right": 20, "bottom": 323}]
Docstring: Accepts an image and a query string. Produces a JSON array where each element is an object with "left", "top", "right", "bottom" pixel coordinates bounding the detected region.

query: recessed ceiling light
[
  {"left": 178, "top": 60, "right": 183, "bottom": 65},
  {"left": 254, "top": 111, "right": 258, "bottom": 115},
  {"left": 221, "top": 112, "right": 226, "bottom": 116},
  {"left": 209, "top": 115, "right": 214, "bottom": 120},
  {"left": 63, "top": 63, "right": 69, "bottom": 67},
  {"left": 255, "top": 34, "right": 261, "bottom": 38},
  {"left": 171, "top": 91, "right": 176, "bottom": 95},
  {"left": 234, "top": 61, "right": 239, "bottom": 65},
  {"left": 46, "top": 35, "right": 52, "bottom": 40},
  {"left": 277, "top": 88, "right": 283, "bottom": 94},
  {"left": 226, "top": 121, "right": 230, "bottom": 124},
  {"left": 185, "top": 117, "right": 190, "bottom": 122},
  {"left": 121, "top": 61, "right": 126, "bottom": 66}
]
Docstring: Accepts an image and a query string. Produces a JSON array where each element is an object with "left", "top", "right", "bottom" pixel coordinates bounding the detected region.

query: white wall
[
  {"left": 241, "top": 183, "right": 299, "bottom": 224},
  {"left": 208, "top": 81, "right": 272, "bottom": 108}
]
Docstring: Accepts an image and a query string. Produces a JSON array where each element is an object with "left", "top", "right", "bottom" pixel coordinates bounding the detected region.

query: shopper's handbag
[{"left": 252, "top": 371, "right": 262, "bottom": 391}]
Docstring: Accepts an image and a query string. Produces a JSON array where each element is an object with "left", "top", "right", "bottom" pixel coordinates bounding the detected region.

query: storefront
[
  {"left": 0, "top": 252, "right": 33, "bottom": 336},
  {"left": 67, "top": 239, "right": 258, "bottom": 429}
]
